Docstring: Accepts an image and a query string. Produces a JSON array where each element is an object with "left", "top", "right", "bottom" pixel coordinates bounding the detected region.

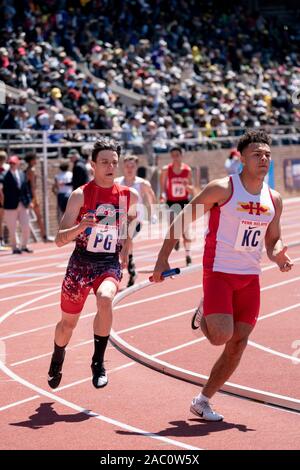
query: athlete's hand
[
  {"left": 78, "top": 212, "right": 97, "bottom": 232},
  {"left": 274, "top": 246, "right": 293, "bottom": 272},
  {"left": 151, "top": 258, "right": 171, "bottom": 282}
]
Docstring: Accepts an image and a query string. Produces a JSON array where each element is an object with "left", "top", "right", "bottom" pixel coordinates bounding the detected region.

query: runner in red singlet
[
  {"left": 160, "top": 146, "right": 194, "bottom": 265},
  {"left": 47, "top": 138, "right": 138, "bottom": 390}
]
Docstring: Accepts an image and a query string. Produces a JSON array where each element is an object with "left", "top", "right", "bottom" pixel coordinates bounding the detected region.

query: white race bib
[
  {"left": 234, "top": 219, "right": 268, "bottom": 252},
  {"left": 86, "top": 224, "right": 118, "bottom": 253},
  {"left": 171, "top": 182, "right": 185, "bottom": 198}
]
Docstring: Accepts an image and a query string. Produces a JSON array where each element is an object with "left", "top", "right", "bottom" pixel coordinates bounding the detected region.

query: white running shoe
[
  {"left": 190, "top": 398, "right": 224, "bottom": 421},
  {"left": 191, "top": 297, "right": 204, "bottom": 330}
]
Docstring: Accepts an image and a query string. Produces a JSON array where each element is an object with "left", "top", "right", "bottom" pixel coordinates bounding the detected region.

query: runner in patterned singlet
[{"left": 47, "top": 138, "right": 138, "bottom": 391}]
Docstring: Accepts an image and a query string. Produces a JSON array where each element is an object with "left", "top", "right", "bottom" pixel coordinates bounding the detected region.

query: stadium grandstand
[{"left": 0, "top": 0, "right": 299, "bottom": 237}]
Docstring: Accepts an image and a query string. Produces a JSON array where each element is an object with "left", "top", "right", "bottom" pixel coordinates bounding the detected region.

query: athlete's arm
[
  {"left": 55, "top": 188, "right": 96, "bottom": 247},
  {"left": 185, "top": 168, "right": 195, "bottom": 196},
  {"left": 265, "top": 191, "right": 293, "bottom": 272},
  {"left": 159, "top": 167, "right": 168, "bottom": 202},
  {"left": 142, "top": 180, "right": 156, "bottom": 205},
  {"left": 141, "top": 180, "right": 157, "bottom": 221},
  {"left": 152, "top": 178, "right": 231, "bottom": 281}
]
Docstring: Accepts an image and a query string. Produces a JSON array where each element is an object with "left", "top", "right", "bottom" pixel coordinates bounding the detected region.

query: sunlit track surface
[{"left": 0, "top": 199, "right": 299, "bottom": 450}]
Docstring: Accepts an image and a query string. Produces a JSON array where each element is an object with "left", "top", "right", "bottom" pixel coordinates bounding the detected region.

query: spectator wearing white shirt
[{"left": 224, "top": 149, "right": 241, "bottom": 175}]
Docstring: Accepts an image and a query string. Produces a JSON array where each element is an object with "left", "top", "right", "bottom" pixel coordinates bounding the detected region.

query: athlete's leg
[
  {"left": 48, "top": 311, "right": 80, "bottom": 389},
  {"left": 94, "top": 278, "right": 118, "bottom": 335},
  {"left": 183, "top": 234, "right": 192, "bottom": 265},
  {"left": 54, "top": 310, "right": 81, "bottom": 346},
  {"left": 202, "top": 321, "right": 254, "bottom": 399},
  {"left": 48, "top": 261, "right": 90, "bottom": 389},
  {"left": 202, "top": 313, "right": 234, "bottom": 345},
  {"left": 91, "top": 277, "right": 118, "bottom": 388},
  {"left": 199, "top": 270, "right": 234, "bottom": 344},
  {"left": 127, "top": 222, "right": 141, "bottom": 287}
]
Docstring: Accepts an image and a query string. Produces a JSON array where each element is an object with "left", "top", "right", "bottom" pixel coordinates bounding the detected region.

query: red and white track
[{"left": 0, "top": 199, "right": 299, "bottom": 450}]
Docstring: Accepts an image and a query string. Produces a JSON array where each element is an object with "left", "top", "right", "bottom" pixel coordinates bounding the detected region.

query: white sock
[{"left": 197, "top": 392, "right": 209, "bottom": 403}]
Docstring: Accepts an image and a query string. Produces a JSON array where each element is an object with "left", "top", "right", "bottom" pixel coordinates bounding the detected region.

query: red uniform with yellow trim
[{"left": 202, "top": 174, "right": 275, "bottom": 325}]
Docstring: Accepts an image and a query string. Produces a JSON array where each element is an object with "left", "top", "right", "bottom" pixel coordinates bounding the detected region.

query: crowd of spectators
[{"left": 0, "top": 0, "right": 300, "bottom": 155}]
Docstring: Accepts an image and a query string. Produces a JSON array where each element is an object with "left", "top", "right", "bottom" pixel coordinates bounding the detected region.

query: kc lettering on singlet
[{"left": 234, "top": 219, "right": 269, "bottom": 252}]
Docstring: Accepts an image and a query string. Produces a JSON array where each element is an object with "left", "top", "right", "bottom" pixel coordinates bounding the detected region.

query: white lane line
[
  {"left": 0, "top": 272, "right": 65, "bottom": 290},
  {"left": 248, "top": 341, "right": 300, "bottom": 363},
  {"left": 9, "top": 309, "right": 196, "bottom": 365},
  {"left": 261, "top": 276, "right": 300, "bottom": 291},
  {"left": 0, "top": 286, "right": 59, "bottom": 303},
  {"left": 0, "top": 363, "right": 200, "bottom": 450},
  {"left": 2, "top": 276, "right": 300, "bottom": 422},
  {"left": 259, "top": 303, "right": 300, "bottom": 321},
  {"left": 15, "top": 301, "right": 60, "bottom": 316},
  {"left": 0, "top": 292, "right": 201, "bottom": 450},
  {"left": 0, "top": 247, "right": 72, "bottom": 269},
  {"left": 9, "top": 296, "right": 300, "bottom": 366},
  {"left": 0, "top": 395, "right": 40, "bottom": 412},
  {"left": 0, "top": 261, "right": 65, "bottom": 277},
  {"left": 10, "top": 253, "right": 300, "bottom": 314}
]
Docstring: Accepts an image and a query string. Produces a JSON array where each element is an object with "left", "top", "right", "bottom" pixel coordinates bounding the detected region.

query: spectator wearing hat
[
  {"left": 224, "top": 149, "right": 241, "bottom": 175},
  {"left": 49, "top": 87, "right": 63, "bottom": 110},
  {"left": 49, "top": 114, "right": 66, "bottom": 143},
  {"left": 2, "top": 156, "right": 33, "bottom": 254},
  {"left": 68, "top": 149, "right": 89, "bottom": 190}
]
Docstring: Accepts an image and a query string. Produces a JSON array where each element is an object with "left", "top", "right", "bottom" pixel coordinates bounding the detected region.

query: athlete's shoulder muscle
[{"left": 192, "top": 177, "right": 232, "bottom": 207}]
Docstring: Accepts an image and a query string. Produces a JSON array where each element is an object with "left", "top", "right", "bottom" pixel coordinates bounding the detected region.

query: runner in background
[
  {"left": 115, "top": 155, "right": 156, "bottom": 287},
  {"left": 160, "top": 145, "right": 194, "bottom": 266}
]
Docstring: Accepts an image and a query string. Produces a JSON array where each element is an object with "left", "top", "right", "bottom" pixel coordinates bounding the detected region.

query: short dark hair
[
  {"left": 59, "top": 162, "right": 69, "bottom": 172},
  {"left": 91, "top": 137, "right": 121, "bottom": 162},
  {"left": 170, "top": 145, "right": 182, "bottom": 154},
  {"left": 237, "top": 130, "right": 272, "bottom": 154},
  {"left": 25, "top": 152, "right": 37, "bottom": 164}
]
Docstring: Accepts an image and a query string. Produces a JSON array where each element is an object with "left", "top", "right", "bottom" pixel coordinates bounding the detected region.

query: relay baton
[{"left": 149, "top": 268, "right": 180, "bottom": 282}]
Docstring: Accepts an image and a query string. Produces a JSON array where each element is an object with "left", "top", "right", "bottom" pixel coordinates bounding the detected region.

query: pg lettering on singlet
[
  {"left": 86, "top": 224, "right": 118, "bottom": 253},
  {"left": 171, "top": 182, "right": 186, "bottom": 198},
  {"left": 234, "top": 219, "right": 269, "bottom": 252}
]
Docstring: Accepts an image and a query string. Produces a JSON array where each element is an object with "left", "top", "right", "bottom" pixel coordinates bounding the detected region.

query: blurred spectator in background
[
  {"left": 24, "top": 152, "right": 46, "bottom": 241},
  {"left": 52, "top": 162, "right": 73, "bottom": 222},
  {"left": 2, "top": 155, "right": 33, "bottom": 254},
  {"left": 224, "top": 149, "right": 241, "bottom": 175},
  {"left": 0, "top": 150, "right": 9, "bottom": 248},
  {"left": 68, "top": 148, "right": 89, "bottom": 190}
]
